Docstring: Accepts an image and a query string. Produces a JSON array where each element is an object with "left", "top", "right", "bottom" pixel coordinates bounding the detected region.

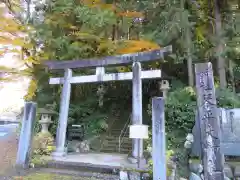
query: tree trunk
[
  {"left": 181, "top": 0, "right": 194, "bottom": 86},
  {"left": 214, "top": 0, "right": 227, "bottom": 89},
  {"left": 186, "top": 27, "right": 194, "bottom": 86},
  {"left": 229, "top": 60, "right": 236, "bottom": 93}
]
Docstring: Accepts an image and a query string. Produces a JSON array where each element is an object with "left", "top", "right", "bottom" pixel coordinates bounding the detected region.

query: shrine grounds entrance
[{"left": 44, "top": 46, "right": 172, "bottom": 161}]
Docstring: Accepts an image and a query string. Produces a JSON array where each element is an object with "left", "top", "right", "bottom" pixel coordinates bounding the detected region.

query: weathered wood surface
[
  {"left": 52, "top": 69, "right": 72, "bottom": 157},
  {"left": 49, "top": 69, "right": 161, "bottom": 85},
  {"left": 195, "top": 62, "right": 224, "bottom": 180},
  {"left": 152, "top": 97, "right": 166, "bottom": 180},
  {"left": 44, "top": 46, "right": 172, "bottom": 69},
  {"left": 192, "top": 108, "right": 240, "bottom": 156},
  {"left": 16, "top": 102, "right": 37, "bottom": 168}
]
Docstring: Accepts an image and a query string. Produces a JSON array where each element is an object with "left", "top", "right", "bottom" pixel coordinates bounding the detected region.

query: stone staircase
[{"left": 100, "top": 128, "right": 132, "bottom": 154}]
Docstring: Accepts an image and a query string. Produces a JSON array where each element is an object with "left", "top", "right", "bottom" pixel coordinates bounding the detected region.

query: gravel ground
[
  {"left": 0, "top": 173, "right": 104, "bottom": 180},
  {"left": 0, "top": 133, "right": 19, "bottom": 176},
  {"left": 0, "top": 133, "right": 118, "bottom": 180}
]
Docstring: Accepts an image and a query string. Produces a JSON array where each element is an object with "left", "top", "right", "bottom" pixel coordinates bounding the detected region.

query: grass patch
[{"left": 13, "top": 173, "right": 100, "bottom": 180}]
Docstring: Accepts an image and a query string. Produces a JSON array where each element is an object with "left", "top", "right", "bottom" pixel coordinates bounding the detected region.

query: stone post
[
  {"left": 130, "top": 62, "right": 143, "bottom": 162},
  {"left": 195, "top": 62, "right": 224, "bottom": 180},
  {"left": 152, "top": 97, "right": 166, "bottom": 180},
  {"left": 52, "top": 68, "right": 72, "bottom": 157},
  {"left": 16, "top": 102, "right": 37, "bottom": 168}
]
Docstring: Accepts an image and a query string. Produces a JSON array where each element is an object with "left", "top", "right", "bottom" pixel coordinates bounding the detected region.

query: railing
[
  {"left": 99, "top": 115, "right": 119, "bottom": 151},
  {"left": 118, "top": 115, "right": 131, "bottom": 153}
]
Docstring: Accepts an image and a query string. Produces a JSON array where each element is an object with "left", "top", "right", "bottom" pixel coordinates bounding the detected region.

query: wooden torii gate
[{"left": 44, "top": 46, "right": 172, "bottom": 162}]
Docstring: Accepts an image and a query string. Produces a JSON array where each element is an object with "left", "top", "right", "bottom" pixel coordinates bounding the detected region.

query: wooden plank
[
  {"left": 195, "top": 62, "right": 224, "bottom": 180},
  {"left": 49, "top": 70, "right": 161, "bottom": 84},
  {"left": 44, "top": 46, "right": 172, "bottom": 69}
]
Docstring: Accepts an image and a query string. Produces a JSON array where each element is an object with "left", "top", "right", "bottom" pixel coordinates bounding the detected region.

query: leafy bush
[
  {"left": 49, "top": 97, "right": 109, "bottom": 139},
  {"left": 148, "top": 150, "right": 175, "bottom": 178},
  {"left": 216, "top": 88, "right": 240, "bottom": 108},
  {"left": 156, "top": 86, "right": 240, "bottom": 150},
  {"left": 67, "top": 99, "right": 109, "bottom": 139},
  {"left": 32, "top": 132, "right": 55, "bottom": 156},
  {"left": 31, "top": 132, "right": 55, "bottom": 167},
  {"left": 165, "top": 87, "right": 196, "bottom": 148},
  {"left": 147, "top": 86, "right": 240, "bottom": 177},
  {"left": 30, "top": 156, "right": 52, "bottom": 167}
]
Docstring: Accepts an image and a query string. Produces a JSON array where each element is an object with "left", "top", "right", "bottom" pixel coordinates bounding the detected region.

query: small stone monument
[
  {"left": 160, "top": 80, "right": 170, "bottom": 98},
  {"left": 195, "top": 62, "right": 224, "bottom": 180},
  {"left": 38, "top": 106, "right": 56, "bottom": 133}
]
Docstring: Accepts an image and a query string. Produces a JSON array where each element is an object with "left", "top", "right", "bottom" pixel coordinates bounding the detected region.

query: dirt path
[{"left": 0, "top": 134, "right": 117, "bottom": 180}]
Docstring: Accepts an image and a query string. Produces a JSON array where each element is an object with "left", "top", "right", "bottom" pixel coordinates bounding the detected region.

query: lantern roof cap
[{"left": 38, "top": 107, "right": 57, "bottom": 115}]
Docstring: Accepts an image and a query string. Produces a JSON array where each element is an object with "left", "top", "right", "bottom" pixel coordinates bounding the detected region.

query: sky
[{"left": 0, "top": 2, "right": 30, "bottom": 118}]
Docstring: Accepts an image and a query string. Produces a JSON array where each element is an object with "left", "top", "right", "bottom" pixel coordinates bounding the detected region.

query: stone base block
[
  {"left": 127, "top": 156, "right": 147, "bottom": 166},
  {"left": 52, "top": 150, "right": 66, "bottom": 158},
  {"left": 120, "top": 171, "right": 149, "bottom": 180}
]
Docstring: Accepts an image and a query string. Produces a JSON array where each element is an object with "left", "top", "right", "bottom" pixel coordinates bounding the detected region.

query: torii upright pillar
[{"left": 130, "top": 62, "right": 144, "bottom": 162}]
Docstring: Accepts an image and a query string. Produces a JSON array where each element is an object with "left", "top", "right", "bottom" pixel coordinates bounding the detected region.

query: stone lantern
[
  {"left": 38, "top": 107, "right": 56, "bottom": 133},
  {"left": 160, "top": 80, "right": 170, "bottom": 98}
]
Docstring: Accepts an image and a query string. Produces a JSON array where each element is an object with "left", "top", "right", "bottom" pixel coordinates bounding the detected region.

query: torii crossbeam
[{"left": 44, "top": 46, "right": 172, "bottom": 69}]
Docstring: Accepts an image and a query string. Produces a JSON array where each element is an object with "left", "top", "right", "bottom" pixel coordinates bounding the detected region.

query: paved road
[{"left": 0, "top": 123, "right": 18, "bottom": 139}]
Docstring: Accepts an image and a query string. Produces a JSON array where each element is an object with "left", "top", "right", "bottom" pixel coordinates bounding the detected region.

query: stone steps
[
  {"left": 110, "top": 129, "right": 129, "bottom": 136},
  {"left": 101, "top": 127, "right": 131, "bottom": 154},
  {"left": 101, "top": 136, "right": 132, "bottom": 154}
]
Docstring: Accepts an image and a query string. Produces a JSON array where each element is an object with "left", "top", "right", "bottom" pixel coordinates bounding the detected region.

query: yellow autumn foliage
[
  {"left": 24, "top": 79, "right": 38, "bottom": 100},
  {"left": 84, "top": 0, "right": 116, "bottom": 11},
  {"left": 81, "top": 0, "right": 144, "bottom": 18},
  {"left": 95, "top": 4, "right": 116, "bottom": 11},
  {"left": 69, "top": 31, "right": 101, "bottom": 41},
  {"left": 0, "top": 2, "right": 39, "bottom": 102},
  {"left": 81, "top": 0, "right": 102, "bottom": 6},
  {"left": 0, "top": 4, "right": 36, "bottom": 66},
  {"left": 117, "top": 40, "right": 160, "bottom": 54},
  {"left": 0, "top": 5, "right": 26, "bottom": 54},
  {"left": 117, "top": 11, "right": 144, "bottom": 18}
]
